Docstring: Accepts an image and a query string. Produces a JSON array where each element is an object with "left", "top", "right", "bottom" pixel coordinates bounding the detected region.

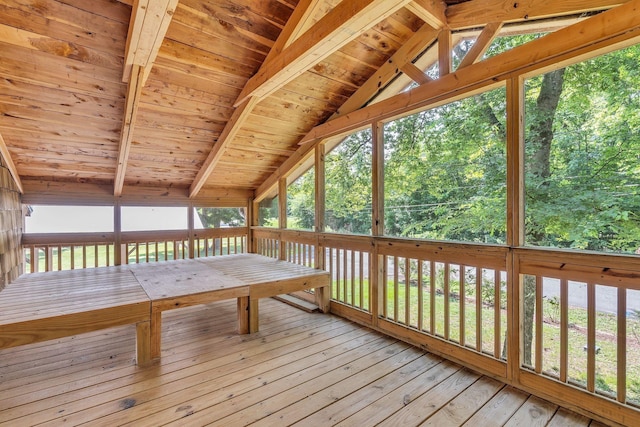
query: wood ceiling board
[
  {"left": 0, "top": 129, "right": 118, "bottom": 150},
  {"left": 127, "top": 147, "right": 206, "bottom": 166},
  {"left": 178, "top": 0, "right": 289, "bottom": 42},
  {"left": 0, "top": 78, "right": 124, "bottom": 113},
  {"left": 157, "top": 39, "right": 255, "bottom": 81},
  {"left": 133, "top": 113, "right": 226, "bottom": 137},
  {"left": 165, "top": 20, "right": 266, "bottom": 69},
  {"left": 254, "top": 97, "right": 335, "bottom": 124},
  {"left": 310, "top": 52, "right": 379, "bottom": 90},
  {"left": 127, "top": 125, "right": 220, "bottom": 144},
  {"left": 150, "top": 54, "right": 249, "bottom": 92},
  {"left": 4, "top": 137, "right": 118, "bottom": 159},
  {"left": 9, "top": 146, "right": 116, "bottom": 167},
  {"left": 0, "top": 103, "right": 122, "bottom": 136},
  {"left": 131, "top": 134, "right": 213, "bottom": 151},
  {"left": 0, "top": 94, "right": 124, "bottom": 124},
  {"left": 270, "top": 77, "right": 352, "bottom": 109},
  {"left": 0, "top": 23, "right": 123, "bottom": 71},
  {"left": 135, "top": 103, "right": 230, "bottom": 131},
  {"left": 139, "top": 84, "right": 235, "bottom": 113},
  {"left": 216, "top": 147, "right": 290, "bottom": 166},
  {"left": 0, "top": 119, "right": 121, "bottom": 141},
  {"left": 0, "top": 7, "right": 126, "bottom": 62},
  {"left": 1, "top": 0, "right": 129, "bottom": 43},
  {"left": 148, "top": 63, "right": 242, "bottom": 101},
  {"left": 51, "top": 0, "right": 131, "bottom": 23},
  {"left": 137, "top": 99, "right": 233, "bottom": 125},
  {"left": 0, "top": 52, "right": 126, "bottom": 102}
]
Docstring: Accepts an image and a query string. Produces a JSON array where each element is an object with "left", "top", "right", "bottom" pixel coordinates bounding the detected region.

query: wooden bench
[
  {"left": 0, "top": 266, "right": 152, "bottom": 364},
  {"left": 131, "top": 254, "right": 330, "bottom": 359},
  {"left": 0, "top": 254, "right": 330, "bottom": 364}
]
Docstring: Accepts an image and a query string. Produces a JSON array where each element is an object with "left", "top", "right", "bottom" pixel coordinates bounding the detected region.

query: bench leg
[
  {"left": 249, "top": 298, "right": 259, "bottom": 333},
  {"left": 136, "top": 320, "right": 151, "bottom": 365},
  {"left": 150, "top": 311, "right": 162, "bottom": 359},
  {"left": 316, "top": 286, "right": 331, "bottom": 313},
  {"left": 237, "top": 296, "right": 250, "bottom": 334}
]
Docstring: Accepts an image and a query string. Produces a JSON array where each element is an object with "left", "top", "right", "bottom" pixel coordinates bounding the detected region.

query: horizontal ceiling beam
[
  {"left": 234, "top": 0, "right": 413, "bottom": 106},
  {"left": 447, "top": 0, "right": 630, "bottom": 30},
  {"left": 405, "top": 0, "right": 447, "bottom": 29},
  {"left": 255, "top": 0, "right": 640, "bottom": 199}
]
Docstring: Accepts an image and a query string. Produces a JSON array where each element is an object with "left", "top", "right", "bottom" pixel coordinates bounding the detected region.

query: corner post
[{"left": 371, "top": 122, "right": 384, "bottom": 327}]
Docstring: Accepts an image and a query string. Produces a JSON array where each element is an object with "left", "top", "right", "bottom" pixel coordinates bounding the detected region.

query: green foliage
[
  {"left": 258, "top": 196, "right": 279, "bottom": 227},
  {"left": 325, "top": 129, "right": 373, "bottom": 234},
  {"left": 383, "top": 87, "right": 507, "bottom": 243},
  {"left": 196, "top": 207, "right": 245, "bottom": 228},
  {"left": 524, "top": 44, "right": 640, "bottom": 253},
  {"left": 287, "top": 168, "right": 315, "bottom": 230}
]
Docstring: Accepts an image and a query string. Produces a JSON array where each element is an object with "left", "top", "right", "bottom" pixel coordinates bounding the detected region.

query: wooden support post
[
  {"left": 371, "top": 122, "right": 384, "bottom": 326},
  {"left": 150, "top": 310, "right": 161, "bottom": 359},
  {"left": 438, "top": 29, "right": 452, "bottom": 77},
  {"left": 188, "top": 203, "right": 195, "bottom": 259},
  {"left": 136, "top": 320, "right": 152, "bottom": 365},
  {"left": 249, "top": 298, "right": 259, "bottom": 333},
  {"left": 506, "top": 76, "right": 525, "bottom": 382},
  {"left": 247, "top": 198, "right": 254, "bottom": 254},
  {"left": 238, "top": 296, "right": 250, "bottom": 334},
  {"left": 278, "top": 178, "right": 287, "bottom": 261},
  {"left": 314, "top": 143, "right": 327, "bottom": 306},
  {"left": 114, "top": 202, "right": 124, "bottom": 266}
]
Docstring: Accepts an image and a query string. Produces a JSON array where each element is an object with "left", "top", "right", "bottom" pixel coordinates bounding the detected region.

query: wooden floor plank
[
  {"left": 503, "top": 395, "right": 558, "bottom": 427},
  {"left": 547, "top": 407, "right": 592, "bottom": 426},
  {"left": 419, "top": 376, "right": 505, "bottom": 426},
  {"left": 461, "top": 385, "right": 529, "bottom": 427},
  {"left": 0, "top": 298, "right": 602, "bottom": 427}
]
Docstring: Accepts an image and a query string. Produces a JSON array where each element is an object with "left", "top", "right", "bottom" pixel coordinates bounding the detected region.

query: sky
[{"left": 25, "top": 206, "right": 204, "bottom": 233}]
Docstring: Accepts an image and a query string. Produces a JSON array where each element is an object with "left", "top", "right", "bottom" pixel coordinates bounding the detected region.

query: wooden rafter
[
  {"left": 234, "top": 0, "right": 414, "bottom": 107},
  {"left": 458, "top": 22, "right": 504, "bottom": 69},
  {"left": 255, "top": 0, "right": 640, "bottom": 199},
  {"left": 0, "top": 133, "right": 23, "bottom": 194},
  {"left": 332, "top": 23, "right": 440, "bottom": 118},
  {"left": 400, "top": 63, "right": 432, "bottom": 85},
  {"left": 447, "top": 0, "right": 630, "bottom": 30},
  {"left": 438, "top": 29, "right": 452, "bottom": 77},
  {"left": 114, "top": 0, "right": 178, "bottom": 196},
  {"left": 188, "top": 0, "right": 322, "bottom": 198},
  {"left": 189, "top": 96, "right": 259, "bottom": 198},
  {"left": 115, "top": 65, "right": 144, "bottom": 197},
  {"left": 189, "top": 0, "right": 412, "bottom": 197}
]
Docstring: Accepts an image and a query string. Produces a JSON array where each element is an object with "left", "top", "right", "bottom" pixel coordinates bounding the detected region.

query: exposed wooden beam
[
  {"left": 400, "top": 63, "right": 433, "bottom": 85},
  {"left": 438, "top": 29, "right": 452, "bottom": 77},
  {"left": 0, "top": 133, "right": 23, "bottom": 194},
  {"left": 123, "top": 0, "right": 178, "bottom": 84},
  {"left": 188, "top": 0, "right": 322, "bottom": 198},
  {"left": 405, "top": 0, "right": 448, "bottom": 29},
  {"left": 332, "top": 23, "right": 440, "bottom": 118},
  {"left": 255, "top": 0, "right": 640, "bottom": 200},
  {"left": 234, "top": 0, "right": 413, "bottom": 106},
  {"left": 263, "top": 0, "right": 320, "bottom": 65},
  {"left": 189, "top": 96, "right": 259, "bottom": 198},
  {"left": 447, "top": 0, "right": 630, "bottom": 30},
  {"left": 458, "top": 22, "right": 504, "bottom": 69},
  {"left": 114, "top": 65, "right": 144, "bottom": 197},
  {"left": 115, "top": 0, "right": 178, "bottom": 195}
]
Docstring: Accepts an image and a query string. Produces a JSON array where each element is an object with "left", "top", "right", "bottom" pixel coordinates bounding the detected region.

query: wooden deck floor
[{"left": 0, "top": 299, "right": 607, "bottom": 426}]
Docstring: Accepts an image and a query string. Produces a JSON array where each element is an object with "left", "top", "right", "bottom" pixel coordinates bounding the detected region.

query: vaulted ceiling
[{"left": 0, "top": 0, "right": 630, "bottom": 203}]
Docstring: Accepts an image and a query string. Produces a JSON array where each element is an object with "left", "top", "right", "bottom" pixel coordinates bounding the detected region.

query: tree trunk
[{"left": 522, "top": 68, "right": 566, "bottom": 366}]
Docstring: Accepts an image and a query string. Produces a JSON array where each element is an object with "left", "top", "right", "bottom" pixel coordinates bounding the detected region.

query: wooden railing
[
  {"left": 22, "top": 227, "right": 248, "bottom": 273},
  {"left": 252, "top": 227, "right": 640, "bottom": 424}
]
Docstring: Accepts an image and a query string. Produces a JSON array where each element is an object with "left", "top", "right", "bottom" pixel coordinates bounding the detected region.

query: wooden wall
[{"left": 0, "top": 158, "right": 23, "bottom": 290}]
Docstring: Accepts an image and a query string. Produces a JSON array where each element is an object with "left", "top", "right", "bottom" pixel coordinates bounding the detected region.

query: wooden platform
[
  {"left": 0, "top": 254, "right": 330, "bottom": 364},
  {"left": 0, "top": 298, "right": 604, "bottom": 426}
]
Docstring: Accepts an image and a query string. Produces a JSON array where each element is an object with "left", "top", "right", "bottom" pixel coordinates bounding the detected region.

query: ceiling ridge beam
[
  {"left": 0, "top": 133, "right": 23, "bottom": 194},
  {"left": 447, "top": 0, "right": 629, "bottom": 30},
  {"left": 255, "top": 0, "right": 640, "bottom": 199},
  {"left": 234, "top": 0, "right": 414, "bottom": 107}
]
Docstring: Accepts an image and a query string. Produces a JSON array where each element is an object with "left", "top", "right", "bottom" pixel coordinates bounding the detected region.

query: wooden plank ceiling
[{"left": 0, "top": 0, "right": 630, "bottom": 202}]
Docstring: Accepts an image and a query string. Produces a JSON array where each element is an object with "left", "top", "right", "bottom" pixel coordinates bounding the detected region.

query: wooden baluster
[
  {"left": 393, "top": 256, "right": 399, "bottom": 322},
  {"left": 476, "top": 266, "right": 482, "bottom": 352},
  {"left": 418, "top": 260, "right": 424, "bottom": 331},
  {"left": 430, "top": 261, "right": 436, "bottom": 335},
  {"left": 535, "top": 275, "right": 543, "bottom": 373},
  {"left": 70, "top": 246, "right": 75, "bottom": 270},
  {"left": 617, "top": 288, "right": 627, "bottom": 403},
  {"left": 560, "top": 278, "right": 569, "bottom": 383},
  {"left": 494, "top": 269, "right": 501, "bottom": 358},
  {"left": 405, "top": 257, "right": 410, "bottom": 326},
  {"left": 444, "top": 263, "right": 450, "bottom": 340},
  {"left": 460, "top": 265, "right": 466, "bottom": 346},
  {"left": 587, "top": 282, "right": 596, "bottom": 393}
]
